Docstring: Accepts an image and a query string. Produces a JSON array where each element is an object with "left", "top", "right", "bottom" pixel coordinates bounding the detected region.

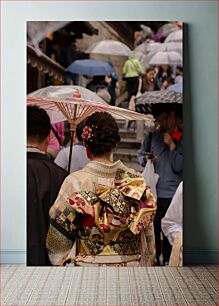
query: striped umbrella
[{"left": 135, "top": 83, "right": 182, "bottom": 115}]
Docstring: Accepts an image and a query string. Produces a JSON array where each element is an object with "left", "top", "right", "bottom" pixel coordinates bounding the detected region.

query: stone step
[
  {"left": 117, "top": 138, "right": 141, "bottom": 149},
  {"left": 116, "top": 92, "right": 128, "bottom": 108},
  {"left": 114, "top": 148, "right": 140, "bottom": 163},
  {"left": 119, "top": 128, "right": 137, "bottom": 139},
  {"left": 116, "top": 119, "right": 127, "bottom": 129}
]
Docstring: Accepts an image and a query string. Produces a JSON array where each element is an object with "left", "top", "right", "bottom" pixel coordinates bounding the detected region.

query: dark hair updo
[{"left": 83, "top": 112, "right": 120, "bottom": 156}]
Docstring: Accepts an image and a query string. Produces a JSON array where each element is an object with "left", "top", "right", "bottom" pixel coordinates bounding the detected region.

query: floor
[{"left": 1, "top": 265, "right": 218, "bottom": 305}]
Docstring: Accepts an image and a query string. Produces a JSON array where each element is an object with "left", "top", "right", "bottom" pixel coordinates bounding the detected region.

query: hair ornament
[{"left": 82, "top": 126, "right": 93, "bottom": 142}]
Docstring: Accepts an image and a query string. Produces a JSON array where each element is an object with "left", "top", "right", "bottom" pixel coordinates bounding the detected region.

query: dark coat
[{"left": 27, "top": 152, "right": 68, "bottom": 266}]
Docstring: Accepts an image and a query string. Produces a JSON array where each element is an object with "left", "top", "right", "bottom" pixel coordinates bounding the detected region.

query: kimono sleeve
[{"left": 46, "top": 175, "right": 81, "bottom": 266}]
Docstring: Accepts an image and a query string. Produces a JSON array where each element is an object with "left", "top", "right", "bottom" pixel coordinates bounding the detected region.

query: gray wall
[{"left": 1, "top": 1, "right": 218, "bottom": 264}]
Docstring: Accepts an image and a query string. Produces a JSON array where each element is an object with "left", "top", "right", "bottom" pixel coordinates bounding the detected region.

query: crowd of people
[
  {"left": 27, "top": 23, "right": 183, "bottom": 268},
  {"left": 27, "top": 81, "right": 183, "bottom": 267}
]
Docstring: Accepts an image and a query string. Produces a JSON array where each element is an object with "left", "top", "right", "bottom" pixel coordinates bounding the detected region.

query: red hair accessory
[{"left": 82, "top": 126, "right": 93, "bottom": 142}]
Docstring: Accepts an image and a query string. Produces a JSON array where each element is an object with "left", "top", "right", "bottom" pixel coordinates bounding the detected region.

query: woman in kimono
[{"left": 46, "top": 112, "right": 157, "bottom": 266}]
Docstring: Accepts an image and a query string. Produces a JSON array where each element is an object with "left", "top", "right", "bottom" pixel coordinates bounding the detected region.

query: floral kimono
[{"left": 46, "top": 160, "right": 157, "bottom": 266}]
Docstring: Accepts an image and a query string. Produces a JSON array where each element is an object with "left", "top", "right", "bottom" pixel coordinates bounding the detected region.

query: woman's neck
[{"left": 91, "top": 154, "right": 113, "bottom": 164}]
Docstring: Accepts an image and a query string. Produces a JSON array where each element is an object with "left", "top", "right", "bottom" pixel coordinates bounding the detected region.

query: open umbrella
[
  {"left": 157, "top": 42, "right": 182, "bottom": 55},
  {"left": 85, "top": 40, "right": 132, "bottom": 56},
  {"left": 133, "top": 51, "right": 149, "bottom": 73},
  {"left": 28, "top": 85, "right": 106, "bottom": 123},
  {"left": 133, "top": 41, "right": 161, "bottom": 55},
  {"left": 67, "top": 59, "right": 115, "bottom": 76},
  {"left": 157, "top": 22, "right": 181, "bottom": 37},
  {"left": 134, "top": 41, "right": 182, "bottom": 56},
  {"left": 149, "top": 50, "right": 182, "bottom": 66},
  {"left": 165, "top": 30, "right": 183, "bottom": 43},
  {"left": 27, "top": 85, "right": 152, "bottom": 172},
  {"left": 135, "top": 82, "right": 182, "bottom": 115}
]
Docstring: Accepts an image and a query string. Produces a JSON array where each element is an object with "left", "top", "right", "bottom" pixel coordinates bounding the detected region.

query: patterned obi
[{"left": 48, "top": 168, "right": 157, "bottom": 263}]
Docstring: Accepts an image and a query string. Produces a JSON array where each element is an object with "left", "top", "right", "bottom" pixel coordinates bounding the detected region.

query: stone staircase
[{"left": 114, "top": 119, "right": 144, "bottom": 173}]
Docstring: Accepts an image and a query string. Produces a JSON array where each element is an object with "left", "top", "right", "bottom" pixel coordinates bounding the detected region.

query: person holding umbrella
[
  {"left": 46, "top": 112, "right": 157, "bottom": 267},
  {"left": 138, "top": 106, "right": 183, "bottom": 266}
]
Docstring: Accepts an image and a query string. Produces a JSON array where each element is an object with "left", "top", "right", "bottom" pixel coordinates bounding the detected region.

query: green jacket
[{"left": 123, "top": 56, "right": 142, "bottom": 78}]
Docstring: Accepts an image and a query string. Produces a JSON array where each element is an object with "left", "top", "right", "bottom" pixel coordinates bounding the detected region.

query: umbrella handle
[
  {"left": 68, "top": 129, "right": 75, "bottom": 173},
  {"left": 70, "top": 122, "right": 76, "bottom": 132}
]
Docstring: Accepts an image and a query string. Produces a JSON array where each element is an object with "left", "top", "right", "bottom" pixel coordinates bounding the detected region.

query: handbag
[
  {"left": 136, "top": 77, "right": 142, "bottom": 98},
  {"left": 141, "top": 159, "right": 159, "bottom": 200}
]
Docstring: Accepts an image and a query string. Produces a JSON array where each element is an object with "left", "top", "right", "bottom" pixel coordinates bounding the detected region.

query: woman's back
[{"left": 46, "top": 112, "right": 157, "bottom": 267}]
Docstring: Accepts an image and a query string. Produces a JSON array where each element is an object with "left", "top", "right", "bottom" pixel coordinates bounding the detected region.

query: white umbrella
[
  {"left": 133, "top": 51, "right": 149, "bottom": 73},
  {"left": 149, "top": 50, "right": 182, "bottom": 66},
  {"left": 146, "top": 41, "right": 162, "bottom": 53},
  {"left": 134, "top": 42, "right": 182, "bottom": 73},
  {"left": 157, "top": 23, "right": 181, "bottom": 37},
  {"left": 133, "top": 41, "right": 148, "bottom": 54},
  {"left": 165, "top": 30, "right": 183, "bottom": 43},
  {"left": 133, "top": 40, "right": 161, "bottom": 55},
  {"left": 134, "top": 41, "right": 182, "bottom": 56},
  {"left": 157, "top": 42, "right": 182, "bottom": 55},
  {"left": 85, "top": 40, "right": 132, "bottom": 57}
]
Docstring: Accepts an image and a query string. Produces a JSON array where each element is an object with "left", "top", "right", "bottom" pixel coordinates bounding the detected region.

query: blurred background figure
[
  {"left": 162, "top": 182, "right": 183, "bottom": 266},
  {"left": 106, "top": 69, "right": 120, "bottom": 106},
  {"left": 136, "top": 67, "right": 156, "bottom": 142},
  {"left": 47, "top": 121, "right": 64, "bottom": 159},
  {"left": 174, "top": 66, "right": 183, "bottom": 84},
  {"left": 27, "top": 105, "right": 68, "bottom": 266},
  {"left": 55, "top": 120, "right": 89, "bottom": 172},
  {"left": 138, "top": 108, "right": 183, "bottom": 266},
  {"left": 154, "top": 65, "right": 175, "bottom": 90},
  {"left": 134, "top": 24, "right": 153, "bottom": 47},
  {"left": 122, "top": 55, "right": 142, "bottom": 102},
  {"left": 86, "top": 75, "right": 108, "bottom": 92},
  {"left": 86, "top": 75, "right": 110, "bottom": 103},
  {"left": 142, "top": 67, "right": 156, "bottom": 93}
]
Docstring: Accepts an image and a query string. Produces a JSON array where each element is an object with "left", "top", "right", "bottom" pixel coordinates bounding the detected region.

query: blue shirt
[{"left": 138, "top": 130, "right": 182, "bottom": 198}]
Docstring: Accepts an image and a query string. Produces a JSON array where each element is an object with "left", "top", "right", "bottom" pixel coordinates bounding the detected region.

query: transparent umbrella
[
  {"left": 133, "top": 41, "right": 161, "bottom": 55},
  {"left": 149, "top": 50, "right": 182, "bottom": 66},
  {"left": 157, "top": 22, "right": 181, "bottom": 37},
  {"left": 165, "top": 30, "right": 183, "bottom": 43},
  {"left": 85, "top": 40, "right": 132, "bottom": 57},
  {"left": 157, "top": 42, "right": 182, "bottom": 55}
]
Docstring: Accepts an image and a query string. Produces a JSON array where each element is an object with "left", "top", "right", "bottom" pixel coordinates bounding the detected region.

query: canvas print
[{"left": 26, "top": 21, "right": 183, "bottom": 267}]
